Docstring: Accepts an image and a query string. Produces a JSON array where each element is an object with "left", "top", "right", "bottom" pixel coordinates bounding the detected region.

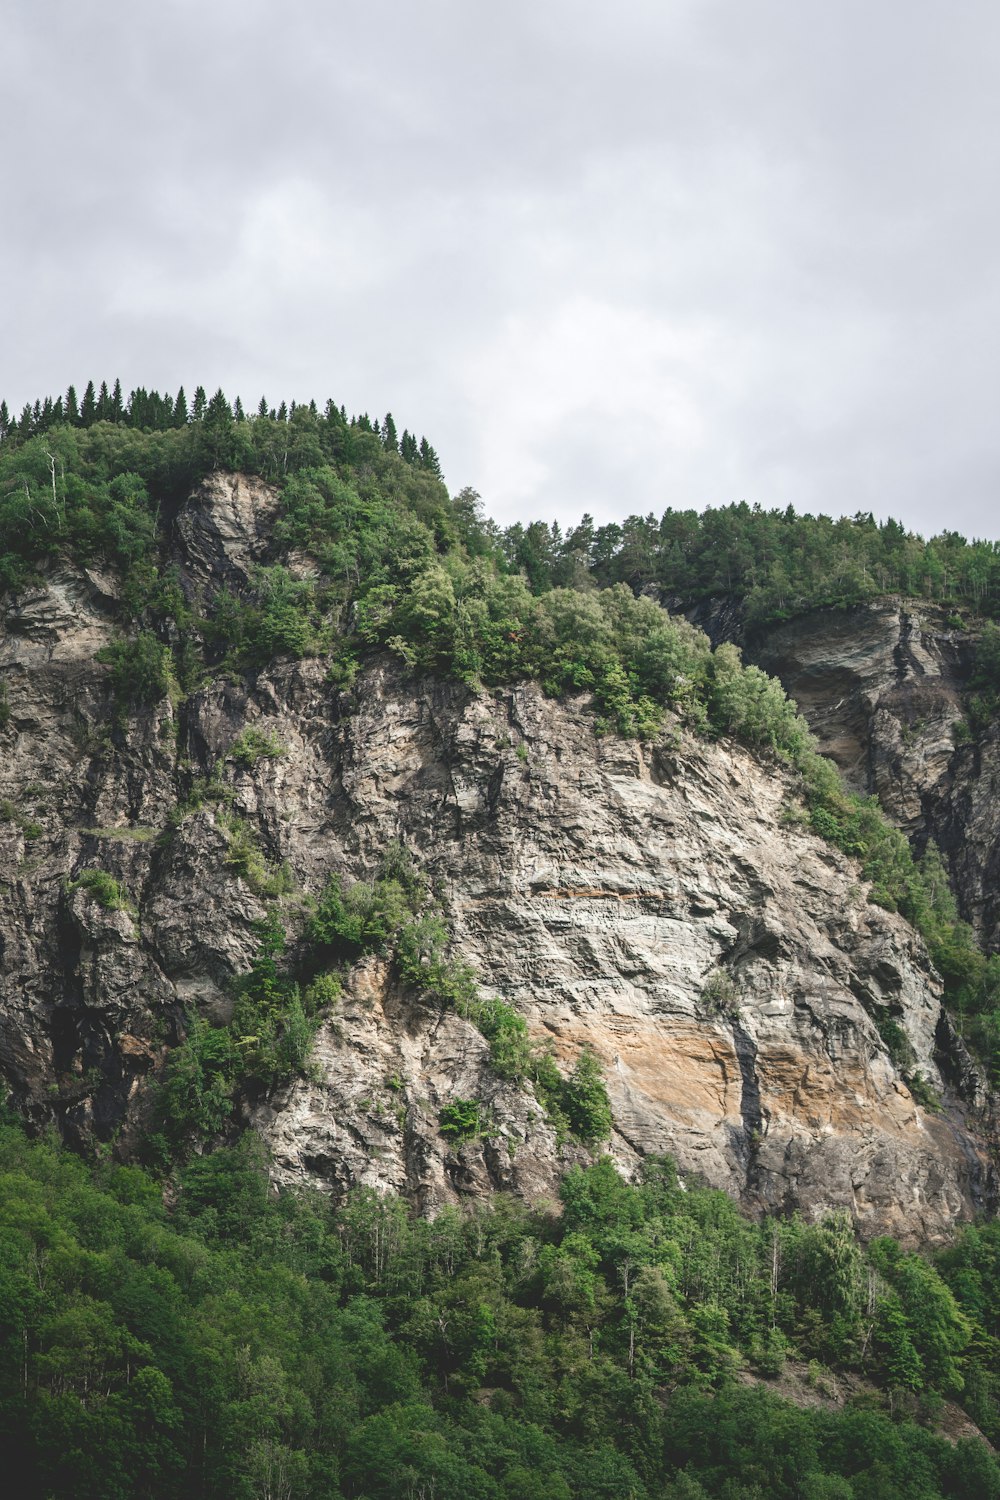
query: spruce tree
[
  {"left": 0, "top": 401, "right": 9, "bottom": 439},
  {"left": 174, "top": 387, "right": 189, "bottom": 425},
  {"left": 81, "top": 381, "right": 97, "bottom": 426},
  {"left": 205, "top": 388, "right": 232, "bottom": 424},
  {"left": 382, "top": 412, "right": 398, "bottom": 452},
  {"left": 192, "top": 386, "right": 207, "bottom": 421},
  {"left": 65, "top": 385, "right": 80, "bottom": 424},
  {"left": 418, "top": 437, "right": 442, "bottom": 477},
  {"left": 257, "top": 396, "right": 269, "bottom": 419},
  {"left": 234, "top": 396, "right": 245, "bottom": 421},
  {"left": 96, "top": 381, "right": 110, "bottom": 420},
  {"left": 111, "top": 378, "right": 123, "bottom": 421}
]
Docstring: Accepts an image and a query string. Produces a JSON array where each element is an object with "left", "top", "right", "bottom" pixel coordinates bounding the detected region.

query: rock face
[
  {"left": 747, "top": 601, "right": 1000, "bottom": 953},
  {"left": 0, "top": 479, "right": 997, "bottom": 1242}
]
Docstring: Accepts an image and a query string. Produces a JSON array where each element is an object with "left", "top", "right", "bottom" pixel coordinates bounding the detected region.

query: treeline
[
  {"left": 1, "top": 1122, "right": 998, "bottom": 1499},
  {"left": 0, "top": 380, "right": 440, "bottom": 476},
  {"left": 501, "top": 505, "right": 1000, "bottom": 628}
]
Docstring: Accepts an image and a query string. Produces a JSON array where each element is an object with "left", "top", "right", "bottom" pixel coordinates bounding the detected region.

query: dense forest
[
  {"left": 3, "top": 384, "right": 1000, "bottom": 1495},
  {"left": 2, "top": 1122, "right": 999, "bottom": 1499}
]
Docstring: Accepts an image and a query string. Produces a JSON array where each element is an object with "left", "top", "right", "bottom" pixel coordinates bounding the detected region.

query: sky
[{"left": 3, "top": 0, "right": 999, "bottom": 537}]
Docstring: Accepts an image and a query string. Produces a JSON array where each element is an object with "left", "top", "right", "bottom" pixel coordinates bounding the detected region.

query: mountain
[
  {"left": 1, "top": 392, "right": 999, "bottom": 1496},
  {"left": 0, "top": 465, "right": 993, "bottom": 1242}
]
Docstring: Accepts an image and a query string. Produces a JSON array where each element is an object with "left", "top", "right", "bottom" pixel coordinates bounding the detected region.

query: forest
[
  {"left": 2, "top": 1122, "right": 999, "bottom": 1499},
  {"left": 2, "top": 385, "right": 1000, "bottom": 1495}
]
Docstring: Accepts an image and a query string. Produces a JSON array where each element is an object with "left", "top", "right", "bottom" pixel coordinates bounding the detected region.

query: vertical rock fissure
[{"left": 731, "top": 1019, "right": 764, "bottom": 1188}]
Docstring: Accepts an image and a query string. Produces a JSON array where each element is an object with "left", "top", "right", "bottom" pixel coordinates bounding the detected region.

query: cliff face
[
  {"left": 0, "top": 478, "right": 996, "bottom": 1242},
  {"left": 747, "top": 602, "right": 1000, "bottom": 953}
]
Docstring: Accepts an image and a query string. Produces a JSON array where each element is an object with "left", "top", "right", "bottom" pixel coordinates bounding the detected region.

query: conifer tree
[
  {"left": 205, "top": 388, "right": 232, "bottom": 424},
  {"left": 81, "top": 381, "right": 97, "bottom": 426},
  {"left": 257, "top": 396, "right": 269, "bottom": 419},
  {"left": 418, "top": 437, "right": 442, "bottom": 477},
  {"left": 383, "top": 412, "right": 398, "bottom": 452},
  {"left": 276, "top": 401, "right": 288, "bottom": 422},
  {"left": 192, "top": 386, "right": 207, "bottom": 421},
  {"left": 65, "top": 385, "right": 80, "bottom": 424},
  {"left": 96, "top": 381, "right": 111, "bottom": 420},
  {"left": 0, "top": 401, "right": 9, "bottom": 440},
  {"left": 111, "top": 378, "right": 123, "bottom": 421},
  {"left": 234, "top": 396, "right": 245, "bottom": 421},
  {"left": 174, "top": 387, "right": 189, "bottom": 425}
]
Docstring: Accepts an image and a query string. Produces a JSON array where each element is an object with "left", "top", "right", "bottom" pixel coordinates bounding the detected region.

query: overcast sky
[{"left": 4, "top": 1, "right": 999, "bottom": 537}]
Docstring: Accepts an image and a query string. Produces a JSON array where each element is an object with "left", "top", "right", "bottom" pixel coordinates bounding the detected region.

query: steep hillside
[
  {"left": 0, "top": 470, "right": 996, "bottom": 1242},
  {"left": 4, "top": 398, "right": 1000, "bottom": 1496}
]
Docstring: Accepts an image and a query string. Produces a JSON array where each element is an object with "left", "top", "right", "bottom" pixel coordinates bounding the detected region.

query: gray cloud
[{"left": 3, "top": 0, "right": 999, "bottom": 538}]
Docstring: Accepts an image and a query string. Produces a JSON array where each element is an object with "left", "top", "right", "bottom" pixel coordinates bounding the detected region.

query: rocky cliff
[
  {"left": 0, "top": 477, "right": 996, "bottom": 1243},
  {"left": 746, "top": 602, "right": 1000, "bottom": 955}
]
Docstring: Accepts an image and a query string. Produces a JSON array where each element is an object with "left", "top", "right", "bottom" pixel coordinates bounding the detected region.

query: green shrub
[
  {"left": 229, "top": 725, "right": 286, "bottom": 767},
  {"left": 564, "top": 1050, "right": 610, "bottom": 1141},
  {"left": 96, "top": 630, "right": 178, "bottom": 708},
  {"left": 66, "top": 868, "right": 135, "bottom": 914},
  {"left": 438, "top": 1099, "right": 482, "bottom": 1141},
  {"left": 218, "top": 812, "right": 294, "bottom": 898},
  {"left": 701, "top": 970, "right": 740, "bottom": 1019}
]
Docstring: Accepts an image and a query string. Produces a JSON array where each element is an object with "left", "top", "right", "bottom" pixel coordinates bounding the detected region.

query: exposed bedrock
[{"left": 0, "top": 484, "right": 995, "bottom": 1239}]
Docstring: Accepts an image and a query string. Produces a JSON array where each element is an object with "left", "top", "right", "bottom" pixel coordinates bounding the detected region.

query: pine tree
[
  {"left": 81, "top": 381, "right": 97, "bottom": 426},
  {"left": 192, "top": 386, "right": 207, "bottom": 421},
  {"left": 96, "top": 381, "right": 111, "bottom": 421},
  {"left": 65, "top": 385, "right": 80, "bottom": 425},
  {"left": 276, "top": 401, "right": 288, "bottom": 422},
  {"left": 234, "top": 396, "right": 245, "bottom": 421},
  {"left": 400, "top": 429, "right": 418, "bottom": 464},
  {"left": 382, "top": 412, "right": 398, "bottom": 453},
  {"left": 0, "top": 400, "right": 9, "bottom": 440},
  {"left": 257, "top": 396, "right": 269, "bottom": 419},
  {"left": 174, "top": 387, "right": 189, "bottom": 425},
  {"left": 111, "top": 378, "right": 123, "bottom": 421}
]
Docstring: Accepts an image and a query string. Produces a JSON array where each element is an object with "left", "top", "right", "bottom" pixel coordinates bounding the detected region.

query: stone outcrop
[
  {"left": 747, "top": 601, "right": 1000, "bottom": 952},
  {"left": 0, "top": 479, "right": 997, "bottom": 1242}
]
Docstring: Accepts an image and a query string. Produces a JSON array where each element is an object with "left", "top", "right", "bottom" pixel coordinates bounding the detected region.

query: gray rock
[{"left": 0, "top": 533, "right": 996, "bottom": 1240}]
